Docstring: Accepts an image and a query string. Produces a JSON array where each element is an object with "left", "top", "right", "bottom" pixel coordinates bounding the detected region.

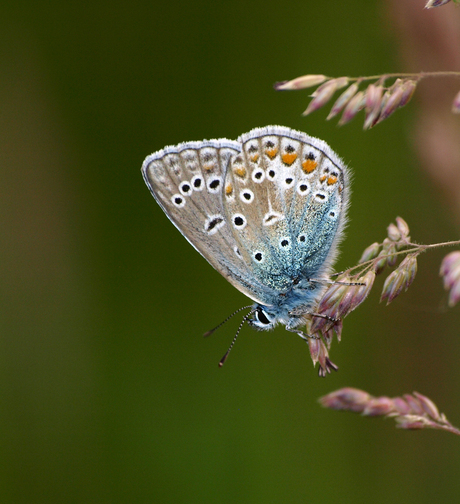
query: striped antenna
[
  {"left": 218, "top": 309, "right": 255, "bottom": 367},
  {"left": 203, "top": 305, "right": 253, "bottom": 337}
]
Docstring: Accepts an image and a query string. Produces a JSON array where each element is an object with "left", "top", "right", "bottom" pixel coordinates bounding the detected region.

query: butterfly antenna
[
  {"left": 203, "top": 305, "right": 253, "bottom": 337},
  {"left": 218, "top": 309, "right": 255, "bottom": 367}
]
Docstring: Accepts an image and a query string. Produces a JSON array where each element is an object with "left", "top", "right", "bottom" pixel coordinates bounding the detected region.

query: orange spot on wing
[
  {"left": 234, "top": 166, "right": 246, "bottom": 178},
  {"left": 265, "top": 147, "right": 278, "bottom": 159},
  {"left": 204, "top": 164, "right": 215, "bottom": 172},
  {"left": 225, "top": 183, "right": 233, "bottom": 196},
  {"left": 250, "top": 154, "right": 259, "bottom": 162},
  {"left": 281, "top": 153, "right": 297, "bottom": 165},
  {"left": 302, "top": 159, "right": 317, "bottom": 173},
  {"left": 327, "top": 176, "right": 338, "bottom": 185},
  {"left": 320, "top": 175, "right": 327, "bottom": 183}
]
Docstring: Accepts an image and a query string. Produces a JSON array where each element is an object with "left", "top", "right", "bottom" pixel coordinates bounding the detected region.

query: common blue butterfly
[{"left": 142, "top": 126, "right": 349, "bottom": 364}]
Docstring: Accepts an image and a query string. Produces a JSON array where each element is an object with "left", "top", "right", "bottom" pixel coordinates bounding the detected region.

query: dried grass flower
[
  {"left": 320, "top": 388, "right": 460, "bottom": 435},
  {"left": 275, "top": 71, "right": 460, "bottom": 128},
  {"left": 303, "top": 216, "right": 460, "bottom": 374}
]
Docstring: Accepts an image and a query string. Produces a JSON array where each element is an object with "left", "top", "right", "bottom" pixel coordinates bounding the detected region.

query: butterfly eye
[{"left": 255, "top": 308, "right": 271, "bottom": 325}]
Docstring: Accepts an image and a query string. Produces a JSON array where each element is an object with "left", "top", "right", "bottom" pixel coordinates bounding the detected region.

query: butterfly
[{"left": 142, "top": 126, "right": 349, "bottom": 364}]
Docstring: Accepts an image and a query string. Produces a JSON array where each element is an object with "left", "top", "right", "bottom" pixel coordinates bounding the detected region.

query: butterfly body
[{"left": 142, "top": 126, "right": 349, "bottom": 336}]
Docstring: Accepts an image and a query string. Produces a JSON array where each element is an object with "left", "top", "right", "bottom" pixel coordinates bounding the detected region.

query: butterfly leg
[
  {"left": 309, "top": 278, "right": 365, "bottom": 287},
  {"left": 285, "top": 323, "right": 319, "bottom": 341},
  {"left": 288, "top": 305, "right": 338, "bottom": 323}
]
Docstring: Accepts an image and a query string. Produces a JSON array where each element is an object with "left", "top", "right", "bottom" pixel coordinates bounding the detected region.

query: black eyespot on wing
[
  {"left": 265, "top": 140, "right": 274, "bottom": 148},
  {"left": 209, "top": 179, "right": 220, "bottom": 189},
  {"left": 307, "top": 152, "right": 316, "bottom": 160},
  {"left": 285, "top": 178, "right": 293, "bottom": 185},
  {"left": 254, "top": 171, "right": 262, "bottom": 179},
  {"left": 234, "top": 216, "right": 244, "bottom": 226},
  {"left": 285, "top": 145, "right": 295, "bottom": 153},
  {"left": 174, "top": 196, "right": 183, "bottom": 205},
  {"left": 193, "top": 178, "right": 202, "bottom": 188},
  {"left": 254, "top": 252, "right": 263, "bottom": 262},
  {"left": 205, "top": 217, "right": 224, "bottom": 232},
  {"left": 281, "top": 239, "right": 289, "bottom": 247}
]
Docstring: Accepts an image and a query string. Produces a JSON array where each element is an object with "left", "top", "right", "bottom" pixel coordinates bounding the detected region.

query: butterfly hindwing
[{"left": 222, "top": 126, "right": 349, "bottom": 301}]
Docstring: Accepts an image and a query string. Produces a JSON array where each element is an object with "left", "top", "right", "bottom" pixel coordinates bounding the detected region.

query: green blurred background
[{"left": 1, "top": 1, "right": 460, "bottom": 503}]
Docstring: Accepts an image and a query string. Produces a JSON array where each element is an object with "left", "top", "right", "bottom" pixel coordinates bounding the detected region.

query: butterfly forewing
[{"left": 142, "top": 139, "right": 272, "bottom": 304}]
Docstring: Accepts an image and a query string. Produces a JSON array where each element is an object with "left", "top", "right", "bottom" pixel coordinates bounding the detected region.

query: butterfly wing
[
  {"left": 222, "top": 126, "right": 349, "bottom": 303},
  {"left": 142, "top": 138, "right": 275, "bottom": 304}
]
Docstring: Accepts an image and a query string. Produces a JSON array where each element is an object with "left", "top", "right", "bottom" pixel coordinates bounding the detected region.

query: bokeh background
[{"left": 1, "top": 1, "right": 460, "bottom": 503}]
